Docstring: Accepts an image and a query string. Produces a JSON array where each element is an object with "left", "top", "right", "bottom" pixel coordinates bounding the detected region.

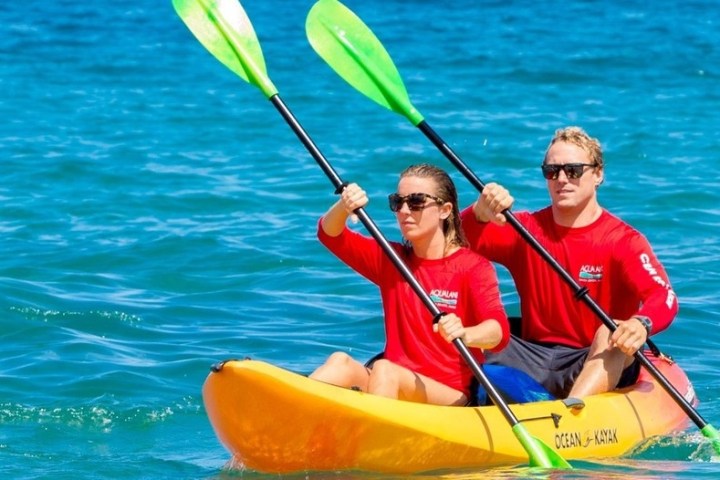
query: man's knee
[
  {"left": 593, "top": 324, "right": 612, "bottom": 342},
  {"left": 588, "top": 325, "right": 613, "bottom": 353},
  {"left": 589, "top": 325, "right": 634, "bottom": 362}
]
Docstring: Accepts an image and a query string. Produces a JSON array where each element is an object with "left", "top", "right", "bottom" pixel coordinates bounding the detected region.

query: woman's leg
[
  {"left": 368, "top": 359, "right": 467, "bottom": 406},
  {"left": 309, "top": 351, "right": 371, "bottom": 391}
]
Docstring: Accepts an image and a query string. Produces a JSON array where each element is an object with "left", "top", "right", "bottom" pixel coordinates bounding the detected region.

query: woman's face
[{"left": 393, "top": 175, "right": 451, "bottom": 243}]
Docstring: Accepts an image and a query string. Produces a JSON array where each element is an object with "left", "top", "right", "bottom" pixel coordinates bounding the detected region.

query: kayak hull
[{"left": 202, "top": 353, "right": 694, "bottom": 473}]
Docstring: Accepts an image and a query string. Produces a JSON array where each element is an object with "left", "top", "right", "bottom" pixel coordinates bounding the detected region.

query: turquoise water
[{"left": 2, "top": 0, "right": 719, "bottom": 478}]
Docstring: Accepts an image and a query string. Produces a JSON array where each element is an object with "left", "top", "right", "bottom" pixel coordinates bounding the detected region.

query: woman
[{"left": 310, "top": 164, "right": 509, "bottom": 406}]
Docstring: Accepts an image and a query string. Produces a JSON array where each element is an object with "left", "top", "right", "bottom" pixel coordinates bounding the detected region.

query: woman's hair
[
  {"left": 399, "top": 163, "right": 468, "bottom": 253},
  {"left": 545, "top": 126, "right": 604, "bottom": 169}
]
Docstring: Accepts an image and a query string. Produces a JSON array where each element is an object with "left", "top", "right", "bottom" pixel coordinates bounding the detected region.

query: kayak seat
[
  {"left": 474, "top": 364, "right": 556, "bottom": 406},
  {"left": 472, "top": 316, "right": 555, "bottom": 405}
]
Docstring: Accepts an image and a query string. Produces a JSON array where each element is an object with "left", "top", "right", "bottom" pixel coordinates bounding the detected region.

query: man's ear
[{"left": 595, "top": 169, "right": 605, "bottom": 187}]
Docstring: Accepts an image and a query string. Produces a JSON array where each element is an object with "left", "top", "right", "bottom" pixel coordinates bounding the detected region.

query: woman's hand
[{"left": 434, "top": 313, "right": 467, "bottom": 344}]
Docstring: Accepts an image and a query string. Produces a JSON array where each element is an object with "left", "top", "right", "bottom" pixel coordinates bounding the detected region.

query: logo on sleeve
[{"left": 640, "top": 253, "right": 676, "bottom": 308}]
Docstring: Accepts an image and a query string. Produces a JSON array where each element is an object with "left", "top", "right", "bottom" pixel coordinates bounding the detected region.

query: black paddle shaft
[
  {"left": 269, "top": 94, "right": 527, "bottom": 426},
  {"left": 417, "top": 120, "right": 711, "bottom": 430},
  {"left": 269, "top": 95, "right": 436, "bottom": 310}
]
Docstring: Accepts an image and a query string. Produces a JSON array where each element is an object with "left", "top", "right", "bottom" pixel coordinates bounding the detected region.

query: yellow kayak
[{"left": 202, "top": 353, "right": 694, "bottom": 473}]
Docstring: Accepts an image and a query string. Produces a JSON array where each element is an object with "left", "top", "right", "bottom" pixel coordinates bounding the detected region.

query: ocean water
[{"left": 2, "top": 0, "right": 719, "bottom": 478}]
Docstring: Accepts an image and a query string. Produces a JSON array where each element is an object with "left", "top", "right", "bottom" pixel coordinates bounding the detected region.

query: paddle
[
  {"left": 172, "top": 0, "right": 569, "bottom": 470},
  {"left": 305, "top": 0, "right": 720, "bottom": 454}
]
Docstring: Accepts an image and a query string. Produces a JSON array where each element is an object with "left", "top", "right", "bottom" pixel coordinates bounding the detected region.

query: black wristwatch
[{"left": 634, "top": 315, "right": 653, "bottom": 335}]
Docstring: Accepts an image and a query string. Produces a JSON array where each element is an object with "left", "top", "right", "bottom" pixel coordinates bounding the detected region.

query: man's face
[{"left": 544, "top": 141, "right": 603, "bottom": 211}]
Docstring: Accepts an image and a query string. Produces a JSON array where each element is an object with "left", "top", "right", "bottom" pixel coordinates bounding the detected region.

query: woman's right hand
[
  {"left": 341, "top": 183, "right": 368, "bottom": 213},
  {"left": 340, "top": 183, "right": 368, "bottom": 221},
  {"left": 320, "top": 183, "right": 369, "bottom": 236}
]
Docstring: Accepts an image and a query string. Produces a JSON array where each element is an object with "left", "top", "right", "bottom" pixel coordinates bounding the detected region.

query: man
[{"left": 461, "top": 126, "right": 677, "bottom": 399}]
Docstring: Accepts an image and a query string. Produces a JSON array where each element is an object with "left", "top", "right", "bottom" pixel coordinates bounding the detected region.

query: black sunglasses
[
  {"left": 388, "top": 192, "right": 445, "bottom": 212},
  {"left": 541, "top": 162, "right": 598, "bottom": 180}
]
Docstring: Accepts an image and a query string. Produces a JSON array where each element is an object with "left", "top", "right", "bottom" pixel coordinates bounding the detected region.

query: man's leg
[{"left": 567, "top": 325, "right": 635, "bottom": 398}]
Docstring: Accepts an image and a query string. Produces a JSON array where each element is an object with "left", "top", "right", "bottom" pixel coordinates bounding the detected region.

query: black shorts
[{"left": 484, "top": 335, "right": 641, "bottom": 399}]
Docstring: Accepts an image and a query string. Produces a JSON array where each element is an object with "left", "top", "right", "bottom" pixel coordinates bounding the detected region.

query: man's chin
[{"left": 552, "top": 199, "right": 576, "bottom": 210}]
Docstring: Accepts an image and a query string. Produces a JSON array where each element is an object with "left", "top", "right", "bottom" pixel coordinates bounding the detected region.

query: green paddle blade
[
  {"left": 172, "top": 0, "right": 277, "bottom": 98},
  {"left": 701, "top": 424, "right": 720, "bottom": 453},
  {"left": 512, "top": 424, "right": 572, "bottom": 469},
  {"left": 306, "top": 0, "right": 424, "bottom": 126}
]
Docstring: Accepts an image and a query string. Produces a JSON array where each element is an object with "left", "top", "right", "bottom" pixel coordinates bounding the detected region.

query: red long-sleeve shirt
[
  {"left": 461, "top": 207, "right": 677, "bottom": 348},
  {"left": 318, "top": 222, "right": 509, "bottom": 394}
]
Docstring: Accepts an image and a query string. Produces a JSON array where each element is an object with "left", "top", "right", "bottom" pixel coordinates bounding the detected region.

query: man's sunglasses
[
  {"left": 388, "top": 192, "right": 445, "bottom": 212},
  {"left": 541, "top": 162, "right": 598, "bottom": 180}
]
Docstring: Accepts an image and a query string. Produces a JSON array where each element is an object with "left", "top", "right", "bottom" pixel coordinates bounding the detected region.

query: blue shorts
[{"left": 484, "top": 335, "right": 641, "bottom": 399}]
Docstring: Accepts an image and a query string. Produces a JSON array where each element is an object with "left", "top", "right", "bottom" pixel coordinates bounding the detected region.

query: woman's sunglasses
[
  {"left": 541, "top": 162, "right": 598, "bottom": 180},
  {"left": 388, "top": 192, "right": 445, "bottom": 212}
]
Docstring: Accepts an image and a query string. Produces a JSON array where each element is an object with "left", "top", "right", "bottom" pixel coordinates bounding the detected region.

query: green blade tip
[
  {"left": 306, "top": 0, "right": 424, "bottom": 125},
  {"left": 173, "top": 0, "right": 278, "bottom": 98}
]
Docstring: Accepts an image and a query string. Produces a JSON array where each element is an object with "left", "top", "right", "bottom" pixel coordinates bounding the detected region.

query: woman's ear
[{"left": 439, "top": 203, "right": 452, "bottom": 220}]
